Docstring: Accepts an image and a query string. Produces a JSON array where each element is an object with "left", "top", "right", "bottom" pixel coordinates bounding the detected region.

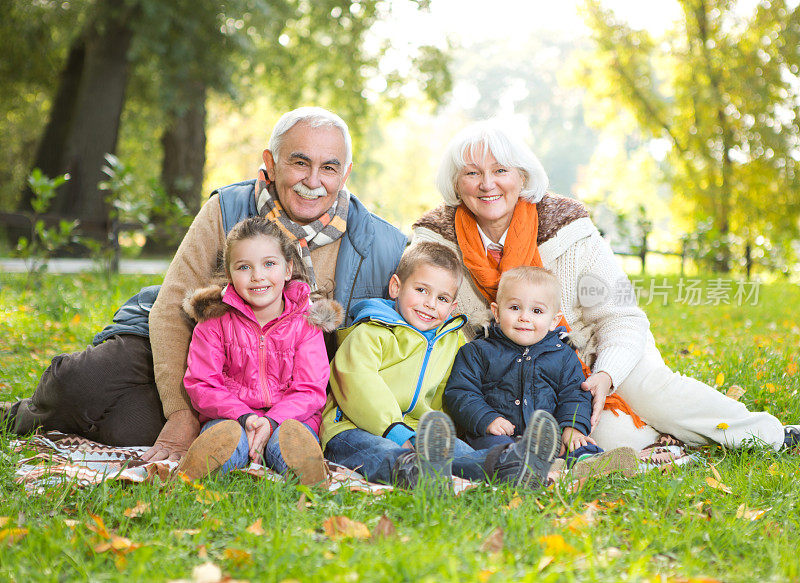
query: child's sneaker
[
  {"left": 486, "top": 410, "right": 559, "bottom": 489},
  {"left": 568, "top": 446, "right": 638, "bottom": 480},
  {"left": 784, "top": 425, "right": 800, "bottom": 450},
  {"left": 391, "top": 410, "right": 455, "bottom": 489},
  {"left": 175, "top": 420, "right": 242, "bottom": 480},
  {"left": 279, "top": 419, "right": 328, "bottom": 486}
]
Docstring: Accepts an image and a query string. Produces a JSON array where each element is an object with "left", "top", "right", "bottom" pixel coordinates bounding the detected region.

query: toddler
[{"left": 445, "top": 266, "right": 637, "bottom": 477}]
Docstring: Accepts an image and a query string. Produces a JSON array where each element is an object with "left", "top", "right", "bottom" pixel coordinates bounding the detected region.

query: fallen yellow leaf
[
  {"left": 715, "top": 373, "right": 725, "bottom": 387},
  {"left": 322, "top": 516, "right": 371, "bottom": 540},
  {"left": 735, "top": 504, "right": 771, "bottom": 521},
  {"left": 710, "top": 465, "right": 722, "bottom": 482},
  {"left": 222, "top": 548, "right": 253, "bottom": 566},
  {"left": 123, "top": 501, "right": 150, "bottom": 518},
  {"left": 505, "top": 495, "right": 523, "bottom": 510},
  {"left": 0, "top": 517, "right": 8, "bottom": 528},
  {"left": 172, "top": 529, "right": 201, "bottom": 536},
  {"left": 0, "top": 528, "right": 28, "bottom": 544},
  {"left": 538, "top": 534, "right": 579, "bottom": 556},
  {"left": 371, "top": 515, "right": 396, "bottom": 540},
  {"left": 196, "top": 489, "right": 223, "bottom": 504},
  {"left": 705, "top": 477, "right": 732, "bottom": 494},
  {"left": 537, "top": 555, "right": 555, "bottom": 572},
  {"left": 787, "top": 362, "right": 798, "bottom": 376},
  {"left": 245, "top": 518, "right": 265, "bottom": 536}
]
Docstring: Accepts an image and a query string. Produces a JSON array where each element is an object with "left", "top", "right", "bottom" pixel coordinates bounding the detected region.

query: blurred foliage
[
  {"left": 579, "top": 0, "right": 800, "bottom": 272},
  {"left": 0, "top": 0, "right": 451, "bottom": 239}
]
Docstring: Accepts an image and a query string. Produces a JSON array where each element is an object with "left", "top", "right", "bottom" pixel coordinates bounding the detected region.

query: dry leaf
[
  {"left": 172, "top": 529, "right": 201, "bottom": 537},
  {"left": 197, "top": 544, "right": 208, "bottom": 558},
  {"left": 534, "top": 499, "right": 545, "bottom": 511},
  {"left": 192, "top": 561, "right": 223, "bottom": 583},
  {"left": 88, "top": 514, "right": 111, "bottom": 539},
  {"left": 735, "top": 504, "right": 771, "bottom": 521},
  {"left": 0, "top": 528, "right": 28, "bottom": 544},
  {"left": 64, "top": 519, "right": 79, "bottom": 529},
  {"left": 715, "top": 373, "right": 725, "bottom": 386},
  {"left": 222, "top": 548, "right": 253, "bottom": 566},
  {"left": 505, "top": 495, "right": 523, "bottom": 510},
  {"left": 725, "top": 385, "right": 745, "bottom": 401},
  {"left": 537, "top": 555, "right": 554, "bottom": 572},
  {"left": 538, "top": 534, "right": 578, "bottom": 556},
  {"left": 123, "top": 501, "right": 150, "bottom": 518},
  {"left": 480, "top": 527, "right": 504, "bottom": 553},
  {"left": 371, "top": 515, "right": 396, "bottom": 540},
  {"left": 705, "top": 477, "right": 732, "bottom": 494},
  {"left": 245, "top": 518, "right": 265, "bottom": 536},
  {"left": 196, "top": 489, "right": 223, "bottom": 504},
  {"left": 709, "top": 465, "right": 722, "bottom": 482},
  {"left": 322, "top": 516, "right": 371, "bottom": 540},
  {"left": 0, "top": 517, "right": 9, "bottom": 528}
]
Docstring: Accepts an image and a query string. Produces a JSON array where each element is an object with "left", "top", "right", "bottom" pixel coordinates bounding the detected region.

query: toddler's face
[
  {"left": 491, "top": 280, "right": 561, "bottom": 346},
  {"left": 389, "top": 264, "right": 460, "bottom": 331}
]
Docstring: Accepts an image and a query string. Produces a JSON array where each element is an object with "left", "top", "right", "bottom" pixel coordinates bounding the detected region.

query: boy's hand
[
  {"left": 559, "top": 427, "right": 597, "bottom": 455},
  {"left": 487, "top": 416, "right": 515, "bottom": 436},
  {"left": 244, "top": 415, "right": 272, "bottom": 463}
]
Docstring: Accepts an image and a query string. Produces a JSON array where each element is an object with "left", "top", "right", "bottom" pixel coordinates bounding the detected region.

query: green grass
[{"left": 2, "top": 272, "right": 800, "bottom": 582}]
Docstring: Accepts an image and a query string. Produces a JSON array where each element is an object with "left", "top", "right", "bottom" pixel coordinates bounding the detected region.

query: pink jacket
[{"left": 183, "top": 280, "right": 342, "bottom": 431}]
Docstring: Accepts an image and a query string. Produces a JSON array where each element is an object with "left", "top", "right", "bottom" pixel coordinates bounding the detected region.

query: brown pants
[{"left": 8, "top": 335, "right": 166, "bottom": 446}]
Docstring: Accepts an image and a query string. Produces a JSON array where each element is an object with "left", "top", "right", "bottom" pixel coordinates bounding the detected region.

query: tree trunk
[{"left": 144, "top": 82, "right": 207, "bottom": 254}]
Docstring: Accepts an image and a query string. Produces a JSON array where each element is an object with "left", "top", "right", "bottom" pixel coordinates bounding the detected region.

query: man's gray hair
[
  {"left": 268, "top": 106, "right": 353, "bottom": 168},
  {"left": 436, "top": 120, "right": 549, "bottom": 207}
]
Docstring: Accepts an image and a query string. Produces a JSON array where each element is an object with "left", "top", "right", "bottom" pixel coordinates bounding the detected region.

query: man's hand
[
  {"left": 581, "top": 371, "right": 613, "bottom": 429},
  {"left": 559, "top": 426, "right": 597, "bottom": 455},
  {"left": 140, "top": 409, "right": 200, "bottom": 462},
  {"left": 487, "top": 416, "right": 515, "bottom": 436},
  {"left": 245, "top": 415, "right": 272, "bottom": 463}
]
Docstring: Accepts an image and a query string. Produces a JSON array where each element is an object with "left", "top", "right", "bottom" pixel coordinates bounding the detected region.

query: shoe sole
[
  {"left": 415, "top": 411, "right": 455, "bottom": 483},
  {"left": 175, "top": 420, "right": 242, "bottom": 480},
  {"left": 279, "top": 419, "right": 328, "bottom": 487},
  {"left": 569, "top": 446, "right": 639, "bottom": 480},
  {"left": 515, "top": 410, "right": 559, "bottom": 489}
]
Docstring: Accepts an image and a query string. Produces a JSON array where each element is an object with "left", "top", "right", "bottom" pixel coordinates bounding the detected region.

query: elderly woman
[{"left": 413, "top": 120, "right": 794, "bottom": 451}]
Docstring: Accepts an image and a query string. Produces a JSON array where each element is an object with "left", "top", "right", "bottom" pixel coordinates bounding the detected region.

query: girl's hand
[
  {"left": 244, "top": 415, "right": 272, "bottom": 463},
  {"left": 487, "top": 416, "right": 515, "bottom": 436},
  {"left": 581, "top": 371, "right": 613, "bottom": 429},
  {"left": 559, "top": 427, "right": 597, "bottom": 455}
]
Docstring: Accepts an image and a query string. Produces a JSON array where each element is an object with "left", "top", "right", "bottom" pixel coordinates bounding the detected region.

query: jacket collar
[
  {"left": 221, "top": 279, "right": 310, "bottom": 326},
  {"left": 487, "top": 322, "right": 568, "bottom": 354},
  {"left": 349, "top": 297, "right": 467, "bottom": 338}
]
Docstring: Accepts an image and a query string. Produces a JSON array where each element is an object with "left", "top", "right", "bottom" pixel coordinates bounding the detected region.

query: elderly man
[{"left": 5, "top": 107, "right": 407, "bottom": 462}]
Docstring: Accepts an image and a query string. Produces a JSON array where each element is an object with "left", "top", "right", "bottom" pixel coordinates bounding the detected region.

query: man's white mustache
[{"left": 293, "top": 183, "right": 327, "bottom": 199}]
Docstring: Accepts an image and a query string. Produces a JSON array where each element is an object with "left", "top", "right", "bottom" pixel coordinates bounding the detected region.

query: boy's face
[
  {"left": 491, "top": 280, "right": 561, "bottom": 346},
  {"left": 388, "top": 264, "right": 460, "bottom": 331}
]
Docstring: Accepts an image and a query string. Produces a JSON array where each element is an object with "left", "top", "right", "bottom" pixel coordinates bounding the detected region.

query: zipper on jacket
[
  {"left": 519, "top": 346, "right": 530, "bottom": 411},
  {"left": 258, "top": 334, "right": 271, "bottom": 407}
]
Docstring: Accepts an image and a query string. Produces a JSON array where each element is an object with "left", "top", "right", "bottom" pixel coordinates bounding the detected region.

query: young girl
[{"left": 176, "top": 216, "right": 341, "bottom": 484}]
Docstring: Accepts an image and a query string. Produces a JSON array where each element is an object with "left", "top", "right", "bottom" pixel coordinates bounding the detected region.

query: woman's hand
[
  {"left": 487, "top": 416, "right": 515, "bottom": 436},
  {"left": 559, "top": 427, "right": 597, "bottom": 455},
  {"left": 581, "top": 371, "right": 613, "bottom": 429},
  {"left": 244, "top": 415, "right": 272, "bottom": 463}
]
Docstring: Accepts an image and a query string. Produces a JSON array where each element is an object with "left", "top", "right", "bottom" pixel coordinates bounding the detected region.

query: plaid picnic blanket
[{"left": 7, "top": 432, "right": 697, "bottom": 495}]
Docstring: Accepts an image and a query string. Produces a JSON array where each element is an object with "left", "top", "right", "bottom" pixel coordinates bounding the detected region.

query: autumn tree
[{"left": 580, "top": 0, "right": 800, "bottom": 272}]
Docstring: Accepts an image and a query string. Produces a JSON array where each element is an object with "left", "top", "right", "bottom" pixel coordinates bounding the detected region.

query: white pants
[{"left": 590, "top": 343, "right": 785, "bottom": 451}]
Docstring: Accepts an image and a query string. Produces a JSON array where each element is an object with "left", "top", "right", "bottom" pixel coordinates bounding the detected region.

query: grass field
[{"left": 1, "top": 272, "right": 799, "bottom": 582}]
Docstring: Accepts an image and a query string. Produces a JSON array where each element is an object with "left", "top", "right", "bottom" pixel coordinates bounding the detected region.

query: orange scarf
[{"left": 454, "top": 201, "right": 645, "bottom": 428}]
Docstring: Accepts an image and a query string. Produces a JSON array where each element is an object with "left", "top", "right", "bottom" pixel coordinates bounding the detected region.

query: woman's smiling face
[{"left": 455, "top": 148, "right": 524, "bottom": 240}]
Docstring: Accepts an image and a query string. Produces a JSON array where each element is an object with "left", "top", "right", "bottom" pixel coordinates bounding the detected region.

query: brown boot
[
  {"left": 569, "top": 446, "right": 639, "bottom": 480},
  {"left": 279, "top": 419, "right": 328, "bottom": 486},
  {"left": 175, "top": 420, "right": 242, "bottom": 480}
]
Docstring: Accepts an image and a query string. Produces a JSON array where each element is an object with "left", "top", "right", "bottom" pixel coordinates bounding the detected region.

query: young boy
[
  {"left": 320, "top": 243, "right": 560, "bottom": 488},
  {"left": 444, "top": 266, "right": 637, "bottom": 477}
]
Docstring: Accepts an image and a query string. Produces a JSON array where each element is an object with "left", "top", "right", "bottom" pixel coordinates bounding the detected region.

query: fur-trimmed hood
[
  {"left": 411, "top": 193, "right": 589, "bottom": 245},
  {"left": 183, "top": 280, "right": 343, "bottom": 332}
]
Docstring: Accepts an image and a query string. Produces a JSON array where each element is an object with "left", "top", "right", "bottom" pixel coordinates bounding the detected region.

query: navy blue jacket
[{"left": 443, "top": 324, "right": 590, "bottom": 438}]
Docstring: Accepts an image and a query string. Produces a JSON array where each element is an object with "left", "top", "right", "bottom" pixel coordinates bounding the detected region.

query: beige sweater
[{"left": 149, "top": 195, "right": 339, "bottom": 419}]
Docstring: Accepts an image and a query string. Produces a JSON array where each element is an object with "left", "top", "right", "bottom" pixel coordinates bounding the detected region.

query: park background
[{"left": 2, "top": 1, "right": 800, "bottom": 582}]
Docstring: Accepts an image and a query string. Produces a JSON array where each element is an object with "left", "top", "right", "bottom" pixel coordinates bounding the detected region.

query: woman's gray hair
[
  {"left": 435, "top": 120, "right": 549, "bottom": 207},
  {"left": 268, "top": 106, "right": 353, "bottom": 168}
]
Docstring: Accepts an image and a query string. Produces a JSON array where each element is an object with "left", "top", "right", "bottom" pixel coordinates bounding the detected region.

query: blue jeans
[
  {"left": 201, "top": 418, "right": 319, "bottom": 475},
  {"left": 324, "top": 427, "right": 490, "bottom": 484},
  {"left": 465, "top": 434, "right": 603, "bottom": 468}
]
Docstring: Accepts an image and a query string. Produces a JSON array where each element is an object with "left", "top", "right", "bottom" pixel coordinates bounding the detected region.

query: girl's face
[{"left": 228, "top": 235, "right": 292, "bottom": 324}]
